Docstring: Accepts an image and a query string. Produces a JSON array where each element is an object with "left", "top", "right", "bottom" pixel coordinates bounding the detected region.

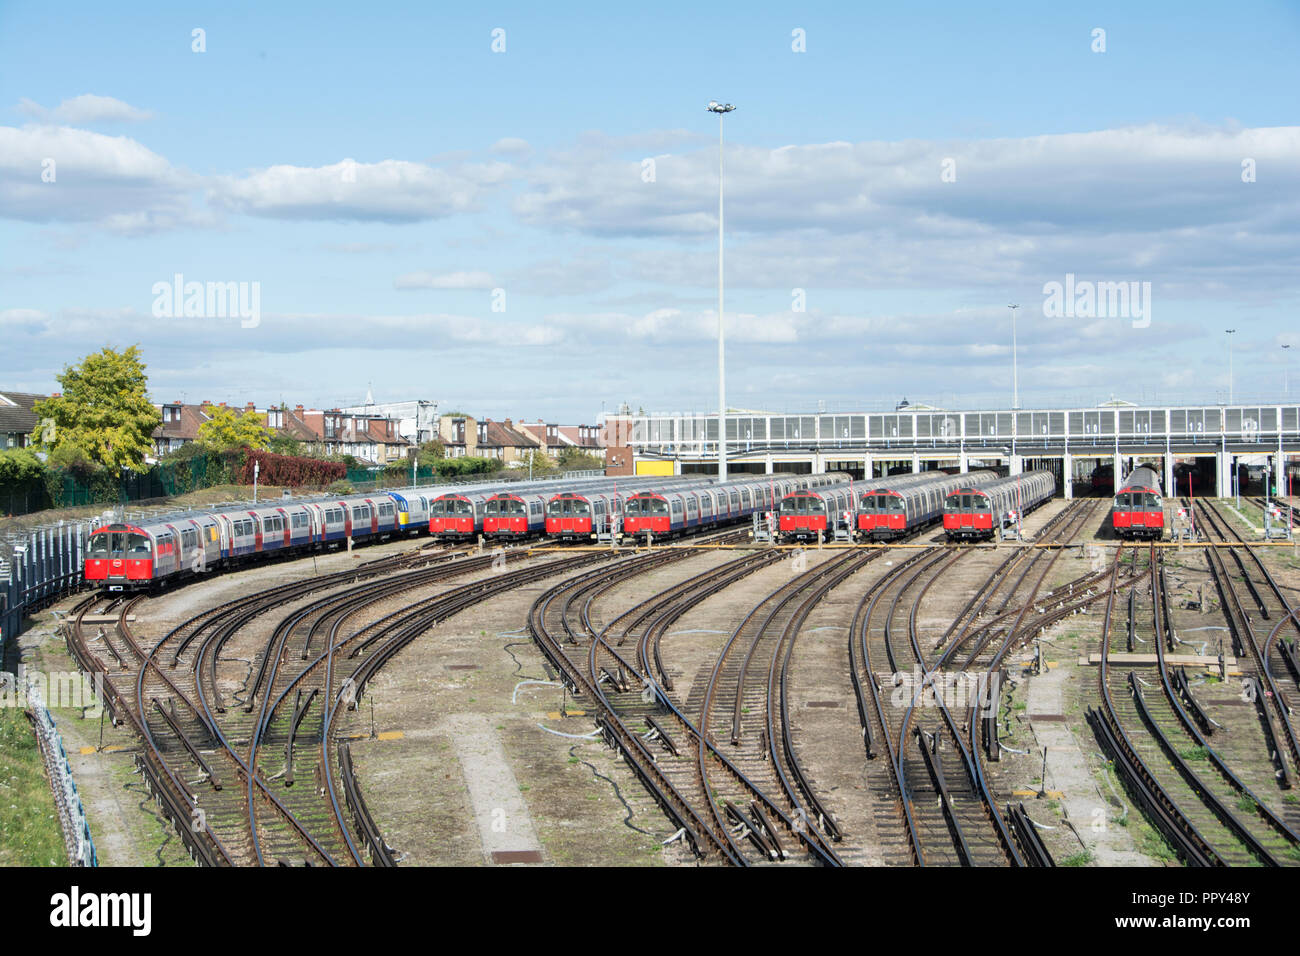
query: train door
[
  {"left": 276, "top": 508, "right": 291, "bottom": 547},
  {"left": 342, "top": 501, "right": 353, "bottom": 539},
  {"left": 365, "top": 498, "right": 379, "bottom": 535}
]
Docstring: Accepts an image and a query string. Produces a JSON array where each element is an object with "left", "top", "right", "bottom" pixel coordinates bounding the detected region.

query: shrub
[{"left": 326, "top": 479, "right": 355, "bottom": 495}]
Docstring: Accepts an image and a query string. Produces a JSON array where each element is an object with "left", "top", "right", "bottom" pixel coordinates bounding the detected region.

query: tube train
[
  {"left": 942, "top": 471, "right": 1056, "bottom": 541},
  {"left": 856, "top": 470, "right": 998, "bottom": 541},
  {"left": 778, "top": 482, "right": 860, "bottom": 542},
  {"left": 611, "top": 475, "right": 842, "bottom": 542},
  {"left": 1111, "top": 466, "right": 1164, "bottom": 540},
  {"left": 428, "top": 476, "right": 705, "bottom": 541}
]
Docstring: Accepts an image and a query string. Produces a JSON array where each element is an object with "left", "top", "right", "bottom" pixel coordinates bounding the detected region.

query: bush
[
  {"left": 0, "top": 448, "right": 46, "bottom": 484},
  {"left": 239, "top": 449, "right": 345, "bottom": 487},
  {"left": 326, "top": 479, "right": 355, "bottom": 495},
  {"left": 435, "top": 456, "right": 498, "bottom": 477}
]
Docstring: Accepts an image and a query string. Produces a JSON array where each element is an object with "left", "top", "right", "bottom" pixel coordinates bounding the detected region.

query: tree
[
  {"left": 268, "top": 433, "right": 301, "bottom": 456},
  {"left": 521, "top": 450, "right": 556, "bottom": 474},
  {"left": 416, "top": 439, "right": 445, "bottom": 468},
  {"left": 197, "top": 406, "right": 272, "bottom": 451},
  {"left": 33, "top": 345, "right": 162, "bottom": 473},
  {"left": 557, "top": 447, "right": 605, "bottom": 470}
]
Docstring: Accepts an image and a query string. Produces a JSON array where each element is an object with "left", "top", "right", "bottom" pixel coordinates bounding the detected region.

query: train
[
  {"left": 778, "top": 482, "right": 860, "bottom": 542},
  {"left": 479, "top": 476, "right": 715, "bottom": 541},
  {"left": 1090, "top": 464, "right": 1114, "bottom": 495},
  {"left": 856, "top": 470, "right": 998, "bottom": 541},
  {"left": 617, "top": 475, "right": 841, "bottom": 542},
  {"left": 1111, "top": 466, "right": 1164, "bottom": 540},
  {"left": 84, "top": 490, "right": 405, "bottom": 591},
  {"left": 942, "top": 471, "right": 1057, "bottom": 541}
]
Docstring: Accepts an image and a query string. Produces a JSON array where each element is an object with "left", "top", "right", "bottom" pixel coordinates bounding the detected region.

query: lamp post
[
  {"left": 1283, "top": 343, "right": 1292, "bottom": 398},
  {"left": 1226, "top": 329, "right": 1236, "bottom": 404},
  {"left": 708, "top": 100, "right": 736, "bottom": 481},
  {"left": 1009, "top": 304, "right": 1020, "bottom": 410}
]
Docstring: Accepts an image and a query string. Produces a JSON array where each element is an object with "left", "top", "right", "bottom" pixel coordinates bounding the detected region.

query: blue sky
[{"left": 2, "top": 1, "right": 1298, "bottom": 420}]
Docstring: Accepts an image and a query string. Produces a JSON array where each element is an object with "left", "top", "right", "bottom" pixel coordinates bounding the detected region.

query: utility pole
[
  {"left": 1009, "top": 304, "right": 1020, "bottom": 410},
  {"left": 708, "top": 100, "right": 736, "bottom": 481}
]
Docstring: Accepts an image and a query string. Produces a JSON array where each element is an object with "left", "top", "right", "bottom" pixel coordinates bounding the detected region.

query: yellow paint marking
[
  {"left": 1012, "top": 789, "right": 1064, "bottom": 798},
  {"left": 546, "top": 710, "right": 587, "bottom": 719},
  {"left": 1045, "top": 661, "right": 1058, "bottom": 669},
  {"left": 376, "top": 730, "right": 404, "bottom": 741},
  {"left": 79, "top": 745, "right": 126, "bottom": 754}
]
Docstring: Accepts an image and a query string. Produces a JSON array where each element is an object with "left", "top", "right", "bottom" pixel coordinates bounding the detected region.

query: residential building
[{"left": 0, "top": 391, "right": 44, "bottom": 449}]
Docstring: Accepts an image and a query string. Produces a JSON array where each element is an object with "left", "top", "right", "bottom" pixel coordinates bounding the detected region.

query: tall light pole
[
  {"left": 1226, "top": 329, "right": 1236, "bottom": 404},
  {"left": 1283, "top": 343, "right": 1292, "bottom": 398},
  {"left": 708, "top": 100, "right": 735, "bottom": 481},
  {"left": 1008, "top": 304, "right": 1020, "bottom": 409}
]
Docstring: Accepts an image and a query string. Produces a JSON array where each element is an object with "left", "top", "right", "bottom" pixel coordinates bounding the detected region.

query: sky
[{"left": 2, "top": 1, "right": 1299, "bottom": 422}]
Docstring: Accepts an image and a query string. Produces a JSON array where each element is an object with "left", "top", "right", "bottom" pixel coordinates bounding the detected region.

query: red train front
[
  {"left": 483, "top": 493, "right": 535, "bottom": 539},
  {"left": 857, "top": 491, "right": 906, "bottom": 539},
  {"left": 942, "top": 489, "right": 994, "bottom": 538},
  {"left": 778, "top": 490, "right": 830, "bottom": 542},
  {"left": 546, "top": 492, "right": 595, "bottom": 540},
  {"left": 1112, "top": 466, "right": 1164, "bottom": 540},
  {"left": 623, "top": 492, "right": 670, "bottom": 538},
  {"left": 84, "top": 523, "right": 155, "bottom": 590},
  {"left": 429, "top": 493, "right": 478, "bottom": 539}
]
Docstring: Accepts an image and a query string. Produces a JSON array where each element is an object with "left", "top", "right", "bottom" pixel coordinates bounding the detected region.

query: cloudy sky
[{"left": 2, "top": 1, "right": 1299, "bottom": 421}]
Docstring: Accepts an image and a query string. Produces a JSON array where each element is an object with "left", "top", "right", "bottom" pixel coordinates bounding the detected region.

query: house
[
  {"left": 437, "top": 414, "right": 477, "bottom": 458},
  {"left": 299, "top": 408, "right": 410, "bottom": 464},
  {"left": 0, "top": 391, "right": 44, "bottom": 449},
  {"left": 475, "top": 418, "right": 540, "bottom": 466},
  {"left": 516, "top": 420, "right": 604, "bottom": 460},
  {"left": 338, "top": 397, "right": 438, "bottom": 446}
]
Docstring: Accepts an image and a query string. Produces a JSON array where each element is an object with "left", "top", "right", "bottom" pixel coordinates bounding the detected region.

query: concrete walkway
[{"left": 440, "top": 713, "right": 543, "bottom": 864}]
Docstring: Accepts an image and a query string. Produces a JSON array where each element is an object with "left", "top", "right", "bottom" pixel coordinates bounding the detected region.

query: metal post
[
  {"left": 708, "top": 100, "right": 735, "bottom": 482},
  {"left": 1009, "top": 304, "right": 1020, "bottom": 410},
  {"left": 1226, "top": 328, "right": 1236, "bottom": 404}
]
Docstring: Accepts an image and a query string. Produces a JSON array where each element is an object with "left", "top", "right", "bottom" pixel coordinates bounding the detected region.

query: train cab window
[
  {"left": 1140, "top": 492, "right": 1160, "bottom": 508},
  {"left": 625, "top": 497, "right": 642, "bottom": 516},
  {"left": 486, "top": 498, "right": 501, "bottom": 515},
  {"left": 572, "top": 499, "right": 591, "bottom": 516},
  {"left": 809, "top": 496, "right": 826, "bottom": 514},
  {"left": 504, "top": 499, "right": 525, "bottom": 515},
  {"left": 1114, "top": 493, "right": 1130, "bottom": 509},
  {"left": 89, "top": 533, "right": 111, "bottom": 557},
  {"left": 127, "top": 533, "right": 151, "bottom": 556},
  {"left": 547, "top": 499, "right": 564, "bottom": 516},
  {"left": 430, "top": 499, "right": 446, "bottom": 515}
]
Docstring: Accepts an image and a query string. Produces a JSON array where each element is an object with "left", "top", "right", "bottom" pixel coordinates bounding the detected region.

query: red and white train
[
  {"left": 778, "top": 482, "right": 860, "bottom": 542},
  {"left": 942, "top": 471, "right": 1056, "bottom": 541},
  {"left": 856, "top": 470, "right": 997, "bottom": 540},
  {"left": 84, "top": 492, "right": 401, "bottom": 591},
  {"left": 621, "top": 475, "right": 837, "bottom": 541},
  {"left": 1111, "top": 466, "right": 1164, "bottom": 540}
]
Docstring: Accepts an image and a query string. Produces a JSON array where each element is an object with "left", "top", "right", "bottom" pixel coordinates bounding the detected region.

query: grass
[
  {"left": 1179, "top": 746, "right": 1210, "bottom": 762},
  {"left": 1061, "top": 849, "right": 1094, "bottom": 867},
  {"left": 0, "top": 708, "right": 69, "bottom": 866},
  {"left": 1139, "top": 824, "right": 1177, "bottom": 864},
  {"left": 1236, "top": 795, "right": 1258, "bottom": 815},
  {"left": 1283, "top": 793, "right": 1299, "bottom": 805}
]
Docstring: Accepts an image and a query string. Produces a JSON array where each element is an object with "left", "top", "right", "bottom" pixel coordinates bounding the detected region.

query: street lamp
[
  {"left": 1008, "top": 304, "right": 1020, "bottom": 410},
  {"left": 1226, "top": 329, "right": 1236, "bottom": 404},
  {"left": 708, "top": 100, "right": 736, "bottom": 481},
  {"left": 1283, "top": 343, "right": 1292, "bottom": 398}
]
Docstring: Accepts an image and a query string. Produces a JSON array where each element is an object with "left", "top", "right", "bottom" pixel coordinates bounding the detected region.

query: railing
[
  {"left": 22, "top": 669, "right": 97, "bottom": 866},
  {"left": 2, "top": 522, "right": 90, "bottom": 653}
]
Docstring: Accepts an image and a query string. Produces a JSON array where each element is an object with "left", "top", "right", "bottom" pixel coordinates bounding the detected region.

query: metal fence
[
  {"left": 1, "top": 521, "right": 90, "bottom": 656},
  {"left": 23, "top": 669, "right": 97, "bottom": 866}
]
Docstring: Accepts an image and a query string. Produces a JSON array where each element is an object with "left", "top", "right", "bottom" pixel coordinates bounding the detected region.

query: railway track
[
  {"left": 62, "top": 540, "right": 605, "bottom": 865},
  {"left": 1088, "top": 541, "right": 1300, "bottom": 866}
]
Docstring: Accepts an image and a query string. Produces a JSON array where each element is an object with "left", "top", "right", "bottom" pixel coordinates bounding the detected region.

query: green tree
[
  {"left": 416, "top": 439, "right": 445, "bottom": 468},
  {"left": 521, "top": 450, "right": 556, "bottom": 474},
  {"left": 557, "top": 447, "right": 604, "bottom": 470},
  {"left": 268, "top": 433, "right": 302, "bottom": 456},
  {"left": 197, "top": 406, "right": 271, "bottom": 451},
  {"left": 33, "top": 345, "right": 162, "bottom": 473},
  {"left": 0, "top": 448, "right": 45, "bottom": 484}
]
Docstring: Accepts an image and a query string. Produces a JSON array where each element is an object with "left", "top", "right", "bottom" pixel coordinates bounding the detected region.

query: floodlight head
[
  {"left": 707, "top": 101, "right": 736, "bottom": 113},
  {"left": 708, "top": 100, "right": 718, "bottom": 110}
]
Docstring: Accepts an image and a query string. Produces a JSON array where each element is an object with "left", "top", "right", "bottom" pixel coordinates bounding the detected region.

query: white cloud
[
  {"left": 0, "top": 124, "right": 198, "bottom": 232},
  {"left": 17, "top": 94, "right": 154, "bottom": 123},
  {"left": 394, "top": 270, "right": 495, "bottom": 290},
  {"left": 210, "top": 158, "right": 512, "bottom": 222}
]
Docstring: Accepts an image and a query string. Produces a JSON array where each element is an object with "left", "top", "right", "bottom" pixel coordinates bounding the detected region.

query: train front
[
  {"left": 429, "top": 494, "right": 475, "bottom": 539},
  {"left": 943, "top": 489, "right": 993, "bottom": 540},
  {"left": 624, "top": 492, "right": 668, "bottom": 539},
  {"left": 1112, "top": 480, "right": 1164, "bottom": 539},
  {"left": 857, "top": 491, "right": 906, "bottom": 540},
  {"left": 778, "top": 491, "right": 827, "bottom": 542},
  {"left": 545, "top": 493, "right": 594, "bottom": 540},
  {"left": 484, "top": 494, "right": 529, "bottom": 539},
  {"left": 85, "top": 524, "right": 155, "bottom": 590}
]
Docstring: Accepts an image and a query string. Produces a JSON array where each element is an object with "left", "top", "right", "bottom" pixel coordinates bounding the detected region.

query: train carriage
[
  {"left": 1111, "top": 466, "right": 1164, "bottom": 540},
  {"left": 85, "top": 512, "right": 221, "bottom": 591},
  {"left": 857, "top": 470, "right": 997, "bottom": 540},
  {"left": 778, "top": 483, "right": 860, "bottom": 542},
  {"left": 622, "top": 475, "right": 810, "bottom": 539},
  {"left": 943, "top": 471, "right": 1056, "bottom": 541}
]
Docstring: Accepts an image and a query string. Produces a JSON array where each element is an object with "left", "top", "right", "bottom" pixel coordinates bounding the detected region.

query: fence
[
  {"left": 23, "top": 670, "right": 97, "bottom": 866},
  {"left": 1, "top": 521, "right": 90, "bottom": 657}
]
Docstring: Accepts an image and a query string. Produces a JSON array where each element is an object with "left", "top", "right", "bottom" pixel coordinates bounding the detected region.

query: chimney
[
  {"left": 504, "top": 418, "right": 512, "bottom": 428},
  {"left": 295, "top": 404, "right": 304, "bottom": 414},
  {"left": 245, "top": 402, "right": 255, "bottom": 411}
]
